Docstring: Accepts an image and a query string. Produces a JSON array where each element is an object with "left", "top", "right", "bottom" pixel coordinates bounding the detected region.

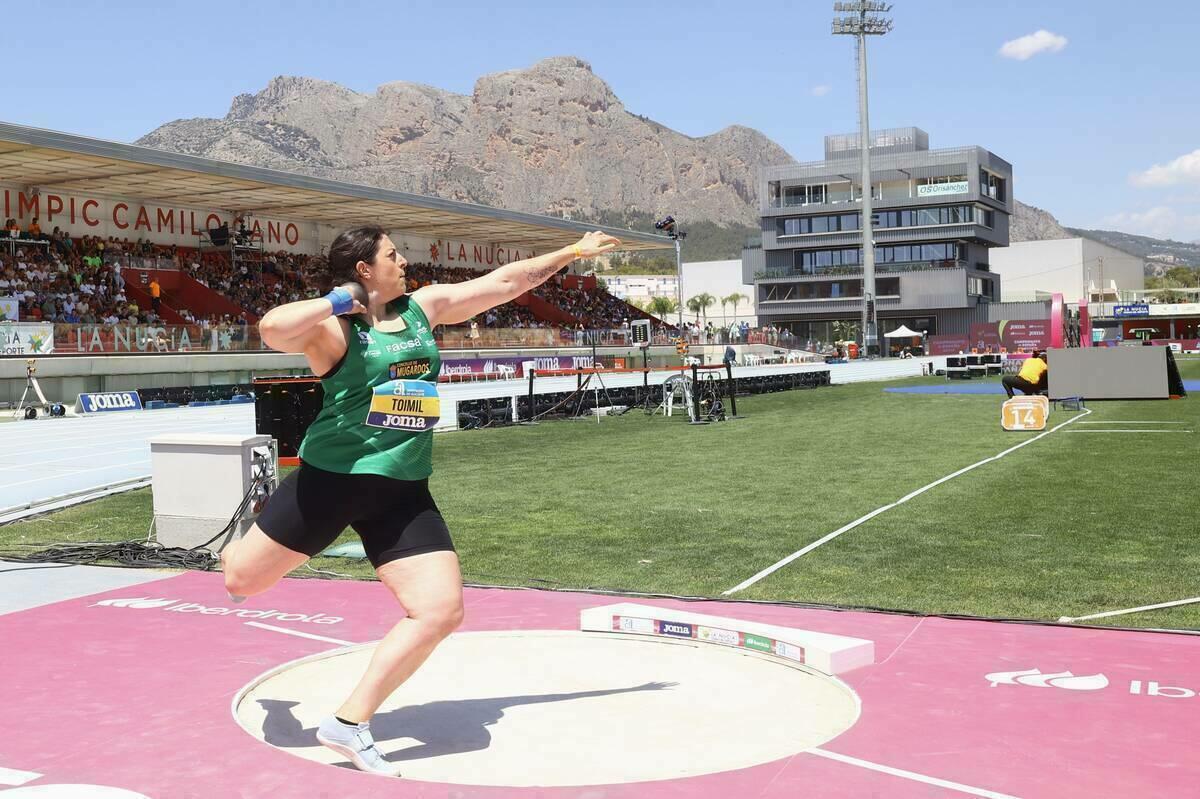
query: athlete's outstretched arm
[
  {"left": 413, "top": 231, "right": 619, "bottom": 327},
  {"left": 259, "top": 284, "right": 367, "bottom": 353}
]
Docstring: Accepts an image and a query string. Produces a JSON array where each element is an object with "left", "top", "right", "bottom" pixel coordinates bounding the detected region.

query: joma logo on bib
[{"left": 366, "top": 379, "right": 440, "bottom": 431}]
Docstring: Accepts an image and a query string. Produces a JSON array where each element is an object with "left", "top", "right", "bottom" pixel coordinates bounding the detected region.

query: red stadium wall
[
  {"left": 521, "top": 291, "right": 579, "bottom": 326},
  {"left": 121, "top": 278, "right": 187, "bottom": 325},
  {"left": 122, "top": 268, "right": 258, "bottom": 323}
]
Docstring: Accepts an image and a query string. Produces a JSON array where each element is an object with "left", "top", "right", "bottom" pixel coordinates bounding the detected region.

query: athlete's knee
[
  {"left": 413, "top": 600, "right": 464, "bottom": 640},
  {"left": 223, "top": 562, "right": 271, "bottom": 598}
]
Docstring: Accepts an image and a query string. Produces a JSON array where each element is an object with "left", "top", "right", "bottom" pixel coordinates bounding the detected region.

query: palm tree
[
  {"left": 689, "top": 293, "right": 716, "bottom": 327},
  {"left": 724, "top": 293, "right": 749, "bottom": 325},
  {"left": 832, "top": 319, "right": 861, "bottom": 343},
  {"left": 647, "top": 296, "right": 678, "bottom": 320},
  {"left": 686, "top": 296, "right": 702, "bottom": 324},
  {"left": 718, "top": 295, "right": 729, "bottom": 325}
]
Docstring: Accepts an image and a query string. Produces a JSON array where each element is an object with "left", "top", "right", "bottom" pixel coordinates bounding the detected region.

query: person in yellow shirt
[
  {"left": 149, "top": 278, "right": 161, "bottom": 313},
  {"left": 1002, "top": 350, "right": 1048, "bottom": 398}
]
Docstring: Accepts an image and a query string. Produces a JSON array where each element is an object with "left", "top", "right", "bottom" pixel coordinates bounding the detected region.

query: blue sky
[{"left": 9, "top": 0, "right": 1200, "bottom": 241}]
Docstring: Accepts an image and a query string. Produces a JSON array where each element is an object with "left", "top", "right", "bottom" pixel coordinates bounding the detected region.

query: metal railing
[
  {"left": 760, "top": 260, "right": 965, "bottom": 280},
  {"left": 103, "top": 254, "right": 182, "bottom": 271},
  {"left": 4, "top": 323, "right": 654, "bottom": 356}
]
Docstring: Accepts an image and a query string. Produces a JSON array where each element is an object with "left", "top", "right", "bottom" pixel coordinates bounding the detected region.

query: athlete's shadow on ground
[{"left": 258, "top": 681, "right": 676, "bottom": 762}]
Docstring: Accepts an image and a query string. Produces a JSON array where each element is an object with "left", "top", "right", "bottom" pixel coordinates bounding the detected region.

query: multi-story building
[{"left": 743, "top": 127, "right": 1012, "bottom": 349}]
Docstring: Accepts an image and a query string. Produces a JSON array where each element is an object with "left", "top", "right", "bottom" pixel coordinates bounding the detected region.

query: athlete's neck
[{"left": 362, "top": 289, "right": 402, "bottom": 326}]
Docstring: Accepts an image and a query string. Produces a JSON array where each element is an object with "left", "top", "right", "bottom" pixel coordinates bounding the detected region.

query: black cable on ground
[{"left": 0, "top": 475, "right": 267, "bottom": 572}]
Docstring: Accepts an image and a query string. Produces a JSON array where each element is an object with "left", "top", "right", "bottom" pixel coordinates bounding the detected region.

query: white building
[
  {"left": 601, "top": 274, "right": 678, "bottom": 302},
  {"left": 679, "top": 259, "right": 757, "bottom": 325},
  {"left": 988, "top": 238, "right": 1145, "bottom": 305},
  {"left": 602, "top": 260, "right": 758, "bottom": 325}
]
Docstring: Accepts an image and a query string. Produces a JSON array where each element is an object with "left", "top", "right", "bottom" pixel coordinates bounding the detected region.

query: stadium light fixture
[
  {"left": 655, "top": 216, "right": 687, "bottom": 329},
  {"left": 832, "top": 0, "right": 893, "bottom": 357}
]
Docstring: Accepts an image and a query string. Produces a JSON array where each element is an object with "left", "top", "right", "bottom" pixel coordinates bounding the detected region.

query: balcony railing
[{"left": 759, "top": 259, "right": 965, "bottom": 280}]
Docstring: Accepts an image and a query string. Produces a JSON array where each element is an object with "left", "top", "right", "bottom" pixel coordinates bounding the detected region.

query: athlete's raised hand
[{"left": 573, "top": 231, "right": 621, "bottom": 259}]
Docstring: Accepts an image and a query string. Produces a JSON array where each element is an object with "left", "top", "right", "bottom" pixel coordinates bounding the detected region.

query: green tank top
[{"left": 298, "top": 295, "right": 441, "bottom": 480}]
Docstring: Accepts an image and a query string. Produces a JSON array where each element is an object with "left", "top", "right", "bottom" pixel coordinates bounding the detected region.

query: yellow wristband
[{"left": 573, "top": 244, "right": 583, "bottom": 258}]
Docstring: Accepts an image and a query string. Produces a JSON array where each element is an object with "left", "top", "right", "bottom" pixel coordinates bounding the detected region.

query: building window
[
  {"left": 779, "top": 218, "right": 804, "bottom": 236},
  {"left": 968, "top": 276, "right": 994, "bottom": 299},
  {"left": 782, "top": 184, "right": 828, "bottom": 207},
  {"left": 778, "top": 212, "right": 862, "bottom": 237},
  {"left": 980, "top": 169, "right": 1007, "bottom": 202},
  {"left": 791, "top": 243, "right": 962, "bottom": 274}
]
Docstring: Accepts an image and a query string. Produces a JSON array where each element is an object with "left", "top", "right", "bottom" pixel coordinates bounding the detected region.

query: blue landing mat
[{"left": 886, "top": 381, "right": 1200, "bottom": 395}]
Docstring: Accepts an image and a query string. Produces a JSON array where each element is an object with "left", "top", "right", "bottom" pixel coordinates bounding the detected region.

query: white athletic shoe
[
  {"left": 227, "top": 592, "right": 247, "bottom": 604},
  {"left": 316, "top": 716, "right": 402, "bottom": 777}
]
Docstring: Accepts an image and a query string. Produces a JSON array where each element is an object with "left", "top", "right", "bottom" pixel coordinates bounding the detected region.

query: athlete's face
[{"left": 360, "top": 235, "right": 408, "bottom": 299}]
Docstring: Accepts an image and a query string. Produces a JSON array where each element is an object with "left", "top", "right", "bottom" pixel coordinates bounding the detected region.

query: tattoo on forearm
[{"left": 523, "top": 259, "right": 564, "bottom": 286}]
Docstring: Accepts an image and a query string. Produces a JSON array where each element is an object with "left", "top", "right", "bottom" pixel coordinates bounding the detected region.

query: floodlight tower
[{"left": 833, "top": 2, "right": 893, "bottom": 356}]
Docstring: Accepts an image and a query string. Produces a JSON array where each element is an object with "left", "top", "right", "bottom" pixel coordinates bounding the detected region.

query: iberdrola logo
[
  {"left": 986, "top": 668, "right": 1108, "bottom": 691},
  {"left": 93, "top": 597, "right": 178, "bottom": 609}
]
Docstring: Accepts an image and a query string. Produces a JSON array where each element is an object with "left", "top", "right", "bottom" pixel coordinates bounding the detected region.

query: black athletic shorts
[{"left": 255, "top": 463, "right": 455, "bottom": 568}]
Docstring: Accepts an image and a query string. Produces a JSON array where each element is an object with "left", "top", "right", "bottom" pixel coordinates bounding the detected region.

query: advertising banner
[
  {"left": 54, "top": 324, "right": 260, "bottom": 353},
  {"left": 1114, "top": 303, "right": 1150, "bottom": 318},
  {"left": 928, "top": 335, "right": 970, "bottom": 356},
  {"left": 0, "top": 322, "right": 55, "bottom": 354},
  {"left": 76, "top": 391, "right": 144, "bottom": 413},
  {"left": 441, "top": 354, "right": 597, "bottom": 378},
  {"left": 968, "top": 320, "right": 1051, "bottom": 352},
  {"left": 0, "top": 296, "right": 19, "bottom": 322}
]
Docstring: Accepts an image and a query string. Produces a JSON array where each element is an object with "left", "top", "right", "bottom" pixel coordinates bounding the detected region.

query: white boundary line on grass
[
  {"left": 1078, "top": 421, "right": 1186, "bottom": 424},
  {"left": 1067, "top": 429, "right": 1192, "bottom": 434},
  {"left": 722, "top": 407, "right": 1093, "bottom": 596},
  {"left": 1059, "top": 596, "right": 1200, "bottom": 623}
]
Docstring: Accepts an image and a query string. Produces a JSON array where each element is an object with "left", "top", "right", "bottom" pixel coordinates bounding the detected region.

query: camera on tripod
[
  {"left": 14, "top": 358, "right": 63, "bottom": 419},
  {"left": 654, "top": 216, "right": 686, "bottom": 240}
]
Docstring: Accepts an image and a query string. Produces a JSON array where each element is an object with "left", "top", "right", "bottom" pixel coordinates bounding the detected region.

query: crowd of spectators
[
  {"left": 4, "top": 219, "right": 654, "bottom": 334},
  {"left": 1, "top": 235, "right": 160, "bottom": 325}
]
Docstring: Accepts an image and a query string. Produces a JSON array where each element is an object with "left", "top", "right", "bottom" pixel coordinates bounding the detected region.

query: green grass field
[{"left": 4, "top": 358, "right": 1198, "bottom": 629}]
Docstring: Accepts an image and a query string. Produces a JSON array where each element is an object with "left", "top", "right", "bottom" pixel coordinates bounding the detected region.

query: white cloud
[
  {"left": 999, "top": 30, "right": 1068, "bottom": 61},
  {"left": 811, "top": 85, "right": 831, "bottom": 97},
  {"left": 1130, "top": 149, "right": 1200, "bottom": 188},
  {"left": 1101, "top": 206, "right": 1200, "bottom": 241}
]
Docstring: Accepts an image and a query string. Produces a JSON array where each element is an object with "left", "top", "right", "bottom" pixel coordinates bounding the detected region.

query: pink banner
[
  {"left": 968, "top": 320, "right": 1051, "bottom": 352},
  {"left": 928, "top": 335, "right": 970, "bottom": 355}
]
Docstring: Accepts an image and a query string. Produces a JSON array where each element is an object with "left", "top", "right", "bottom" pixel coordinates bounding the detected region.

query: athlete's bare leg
[
  {"left": 335, "top": 550, "right": 464, "bottom": 722},
  {"left": 221, "top": 524, "right": 309, "bottom": 599}
]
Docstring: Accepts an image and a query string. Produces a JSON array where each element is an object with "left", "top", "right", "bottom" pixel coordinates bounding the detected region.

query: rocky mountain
[
  {"left": 1009, "top": 200, "right": 1071, "bottom": 242},
  {"left": 136, "top": 57, "right": 793, "bottom": 228},
  {"left": 137, "top": 57, "right": 1190, "bottom": 264},
  {"left": 1063, "top": 227, "right": 1200, "bottom": 268}
]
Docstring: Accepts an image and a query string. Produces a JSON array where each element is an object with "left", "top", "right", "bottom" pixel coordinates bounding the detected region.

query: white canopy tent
[{"left": 883, "top": 325, "right": 923, "bottom": 338}]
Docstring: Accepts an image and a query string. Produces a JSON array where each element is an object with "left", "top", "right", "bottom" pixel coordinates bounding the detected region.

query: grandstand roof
[{"left": 0, "top": 121, "right": 671, "bottom": 253}]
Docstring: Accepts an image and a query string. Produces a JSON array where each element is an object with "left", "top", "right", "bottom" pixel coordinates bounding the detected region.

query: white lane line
[
  {"left": 0, "top": 416, "right": 253, "bottom": 457},
  {"left": 1066, "top": 430, "right": 1192, "bottom": 434},
  {"left": 808, "top": 748, "right": 1020, "bottom": 799},
  {"left": 0, "top": 444, "right": 148, "bottom": 469},
  {"left": 1078, "top": 421, "right": 1186, "bottom": 424},
  {"left": 0, "top": 459, "right": 150, "bottom": 490},
  {"left": 0, "top": 766, "right": 42, "bottom": 786},
  {"left": 244, "top": 621, "right": 357, "bottom": 646},
  {"left": 1059, "top": 596, "right": 1200, "bottom": 623},
  {"left": 723, "top": 408, "right": 1092, "bottom": 595}
]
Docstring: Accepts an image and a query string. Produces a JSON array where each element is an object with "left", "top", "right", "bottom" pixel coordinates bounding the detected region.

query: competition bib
[{"left": 365, "top": 380, "right": 440, "bottom": 431}]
